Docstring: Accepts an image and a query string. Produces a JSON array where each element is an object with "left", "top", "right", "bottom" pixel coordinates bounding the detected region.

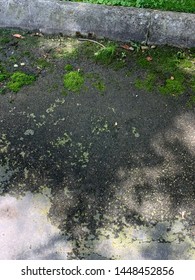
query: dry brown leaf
[
  {"left": 121, "top": 44, "right": 130, "bottom": 50},
  {"left": 13, "top": 34, "right": 24, "bottom": 39},
  {"left": 121, "top": 44, "right": 134, "bottom": 51},
  {"left": 146, "top": 56, "right": 153, "bottom": 61}
]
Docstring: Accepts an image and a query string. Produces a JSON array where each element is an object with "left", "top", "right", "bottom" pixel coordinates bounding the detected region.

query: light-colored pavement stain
[
  {"left": 0, "top": 30, "right": 195, "bottom": 260},
  {"left": 0, "top": 189, "right": 72, "bottom": 259}
]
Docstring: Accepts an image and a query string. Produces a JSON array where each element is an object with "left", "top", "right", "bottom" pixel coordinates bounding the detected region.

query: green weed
[
  {"left": 63, "top": 0, "right": 195, "bottom": 13},
  {"left": 94, "top": 45, "right": 117, "bottom": 65}
]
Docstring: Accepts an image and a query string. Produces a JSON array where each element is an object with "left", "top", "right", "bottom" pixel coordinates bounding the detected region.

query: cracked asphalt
[{"left": 0, "top": 30, "right": 195, "bottom": 260}]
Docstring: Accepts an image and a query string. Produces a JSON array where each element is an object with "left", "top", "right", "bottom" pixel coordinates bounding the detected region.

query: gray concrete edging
[{"left": 0, "top": 0, "right": 194, "bottom": 48}]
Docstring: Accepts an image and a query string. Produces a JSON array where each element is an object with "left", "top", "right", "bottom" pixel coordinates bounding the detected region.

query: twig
[{"left": 77, "top": 38, "right": 105, "bottom": 48}]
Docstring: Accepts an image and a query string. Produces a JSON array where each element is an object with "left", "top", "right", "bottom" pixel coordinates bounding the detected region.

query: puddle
[{"left": 0, "top": 190, "right": 72, "bottom": 259}]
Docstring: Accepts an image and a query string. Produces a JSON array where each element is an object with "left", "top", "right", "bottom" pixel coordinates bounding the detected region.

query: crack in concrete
[{"left": 145, "top": 12, "right": 152, "bottom": 45}]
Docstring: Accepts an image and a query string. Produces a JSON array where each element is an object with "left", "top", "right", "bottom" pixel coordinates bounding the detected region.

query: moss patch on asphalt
[
  {"left": 64, "top": 71, "right": 84, "bottom": 93},
  {"left": 133, "top": 45, "right": 195, "bottom": 102},
  {"left": 7, "top": 71, "right": 36, "bottom": 93},
  {"left": 0, "top": 28, "right": 194, "bottom": 104}
]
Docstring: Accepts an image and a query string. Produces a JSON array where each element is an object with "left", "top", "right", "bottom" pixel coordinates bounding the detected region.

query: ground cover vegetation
[
  {"left": 61, "top": 0, "right": 195, "bottom": 13},
  {"left": 0, "top": 29, "right": 194, "bottom": 106}
]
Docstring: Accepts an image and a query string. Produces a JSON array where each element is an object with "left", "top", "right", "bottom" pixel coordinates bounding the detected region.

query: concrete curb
[{"left": 0, "top": 0, "right": 194, "bottom": 48}]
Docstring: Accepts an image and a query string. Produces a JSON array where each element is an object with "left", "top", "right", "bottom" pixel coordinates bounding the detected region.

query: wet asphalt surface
[{"left": 0, "top": 31, "right": 195, "bottom": 259}]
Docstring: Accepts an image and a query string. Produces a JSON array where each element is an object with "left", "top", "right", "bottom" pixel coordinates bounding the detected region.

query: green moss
[
  {"left": 159, "top": 78, "right": 185, "bottom": 96},
  {"left": 135, "top": 73, "right": 156, "bottom": 92},
  {"left": 179, "top": 59, "right": 193, "bottom": 69},
  {"left": 137, "top": 47, "right": 179, "bottom": 73},
  {"left": 0, "top": 74, "right": 8, "bottom": 82},
  {"left": 7, "top": 71, "right": 36, "bottom": 93},
  {"left": 63, "top": 71, "right": 84, "bottom": 92},
  {"left": 112, "top": 60, "right": 126, "bottom": 70},
  {"left": 0, "top": 89, "right": 6, "bottom": 95},
  {"left": 0, "top": 64, "right": 10, "bottom": 84},
  {"left": 93, "top": 80, "right": 105, "bottom": 92},
  {"left": 8, "top": 55, "right": 17, "bottom": 63},
  {"left": 126, "top": 70, "right": 132, "bottom": 77},
  {"left": 94, "top": 45, "right": 117, "bottom": 64},
  {"left": 36, "top": 58, "right": 51, "bottom": 69},
  {"left": 0, "top": 37, "right": 11, "bottom": 45},
  {"left": 64, "top": 64, "right": 74, "bottom": 71},
  {"left": 0, "top": 29, "right": 11, "bottom": 45},
  {"left": 0, "top": 64, "right": 10, "bottom": 94},
  {"left": 190, "top": 77, "right": 195, "bottom": 92},
  {"left": 137, "top": 56, "right": 151, "bottom": 68},
  {"left": 187, "top": 95, "right": 195, "bottom": 107},
  {"left": 135, "top": 46, "right": 195, "bottom": 103}
]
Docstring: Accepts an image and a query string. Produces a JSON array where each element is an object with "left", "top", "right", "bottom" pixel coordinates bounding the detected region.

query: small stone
[
  {"left": 20, "top": 62, "right": 25, "bottom": 66},
  {"left": 141, "top": 46, "right": 149, "bottom": 50},
  {"left": 14, "top": 64, "right": 18, "bottom": 68},
  {"left": 134, "top": 132, "right": 140, "bottom": 138}
]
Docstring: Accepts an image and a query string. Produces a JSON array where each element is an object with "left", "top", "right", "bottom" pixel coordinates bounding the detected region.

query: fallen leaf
[
  {"left": 146, "top": 56, "right": 153, "bottom": 61},
  {"left": 121, "top": 44, "right": 134, "bottom": 51},
  {"left": 13, "top": 34, "right": 24, "bottom": 39},
  {"left": 121, "top": 44, "right": 130, "bottom": 50}
]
